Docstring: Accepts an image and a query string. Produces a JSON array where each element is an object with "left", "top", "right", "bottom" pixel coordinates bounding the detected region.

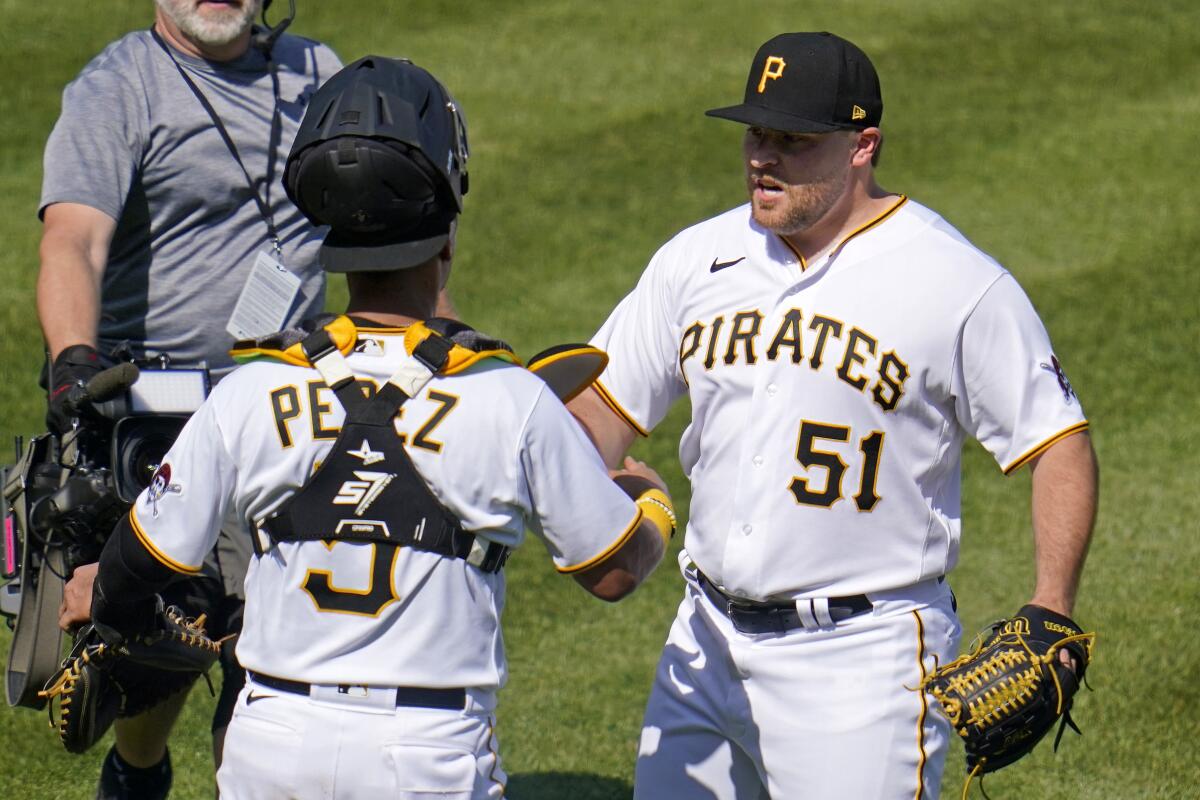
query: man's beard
[
  {"left": 748, "top": 162, "right": 850, "bottom": 237},
  {"left": 156, "top": 0, "right": 262, "bottom": 48}
]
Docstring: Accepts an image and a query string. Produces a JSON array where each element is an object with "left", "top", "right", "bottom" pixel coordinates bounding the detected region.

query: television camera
[{"left": 1, "top": 361, "right": 208, "bottom": 708}]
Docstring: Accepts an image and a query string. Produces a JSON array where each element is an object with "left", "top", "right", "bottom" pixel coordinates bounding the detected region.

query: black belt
[
  {"left": 696, "top": 570, "right": 873, "bottom": 634},
  {"left": 248, "top": 671, "right": 466, "bottom": 710}
]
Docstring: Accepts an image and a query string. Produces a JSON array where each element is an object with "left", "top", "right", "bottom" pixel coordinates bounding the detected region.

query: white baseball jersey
[
  {"left": 129, "top": 323, "right": 641, "bottom": 689},
  {"left": 591, "top": 197, "right": 1087, "bottom": 600}
]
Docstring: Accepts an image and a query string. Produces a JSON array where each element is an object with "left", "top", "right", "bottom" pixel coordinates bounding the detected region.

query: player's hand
[
  {"left": 610, "top": 456, "right": 669, "bottom": 497},
  {"left": 59, "top": 562, "right": 98, "bottom": 632}
]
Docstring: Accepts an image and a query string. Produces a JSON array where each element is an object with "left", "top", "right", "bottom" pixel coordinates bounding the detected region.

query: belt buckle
[
  {"left": 726, "top": 597, "right": 783, "bottom": 635},
  {"left": 713, "top": 587, "right": 748, "bottom": 622}
]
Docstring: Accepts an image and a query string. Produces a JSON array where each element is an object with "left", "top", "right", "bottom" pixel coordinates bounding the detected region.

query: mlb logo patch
[{"left": 355, "top": 337, "right": 385, "bottom": 357}]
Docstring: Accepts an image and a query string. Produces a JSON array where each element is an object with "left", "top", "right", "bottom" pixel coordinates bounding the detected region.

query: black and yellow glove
[
  {"left": 39, "top": 599, "right": 222, "bottom": 754},
  {"left": 921, "top": 605, "right": 1095, "bottom": 790}
]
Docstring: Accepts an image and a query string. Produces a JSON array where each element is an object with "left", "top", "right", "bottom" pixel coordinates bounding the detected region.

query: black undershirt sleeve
[{"left": 91, "top": 513, "right": 179, "bottom": 631}]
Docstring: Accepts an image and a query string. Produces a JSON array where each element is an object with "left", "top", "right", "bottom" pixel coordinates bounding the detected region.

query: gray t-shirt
[{"left": 40, "top": 30, "right": 343, "bottom": 377}]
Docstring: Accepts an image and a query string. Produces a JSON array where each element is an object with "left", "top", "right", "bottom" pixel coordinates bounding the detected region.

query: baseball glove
[
  {"left": 38, "top": 601, "right": 223, "bottom": 753},
  {"left": 921, "top": 604, "right": 1095, "bottom": 786}
]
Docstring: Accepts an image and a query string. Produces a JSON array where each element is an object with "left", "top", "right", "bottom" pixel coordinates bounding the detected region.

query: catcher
[{"left": 57, "top": 56, "right": 671, "bottom": 798}]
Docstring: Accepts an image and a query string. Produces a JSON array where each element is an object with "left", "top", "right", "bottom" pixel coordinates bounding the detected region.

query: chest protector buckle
[{"left": 258, "top": 324, "right": 508, "bottom": 573}]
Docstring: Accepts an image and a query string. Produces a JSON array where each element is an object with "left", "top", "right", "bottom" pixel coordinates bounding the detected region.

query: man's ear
[{"left": 851, "top": 128, "right": 882, "bottom": 167}]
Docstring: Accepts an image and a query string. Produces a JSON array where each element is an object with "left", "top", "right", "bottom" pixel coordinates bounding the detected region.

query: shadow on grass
[{"left": 507, "top": 772, "right": 631, "bottom": 799}]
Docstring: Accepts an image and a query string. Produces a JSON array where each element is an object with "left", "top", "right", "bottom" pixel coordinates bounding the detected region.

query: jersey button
[
  {"left": 752, "top": 455, "right": 764, "bottom": 467},
  {"left": 766, "top": 383, "right": 778, "bottom": 396},
  {"left": 741, "top": 524, "right": 753, "bottom": 535}
]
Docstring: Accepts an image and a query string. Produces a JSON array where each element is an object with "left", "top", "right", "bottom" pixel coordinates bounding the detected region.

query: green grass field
[{"left": 2, "top": 1, "right": 1198, "bottom": 797}]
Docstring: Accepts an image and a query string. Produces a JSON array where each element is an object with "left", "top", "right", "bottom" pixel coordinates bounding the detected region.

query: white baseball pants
[
  {"left": 216, "top": 680, "right": 506, "bottom": 799},
  {"left": 634, "top": 570, "right": 960, "bottom": 799}
]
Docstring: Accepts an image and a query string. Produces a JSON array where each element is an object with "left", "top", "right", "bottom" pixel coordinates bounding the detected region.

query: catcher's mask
[{"left": 284, "top": 56, "right": 469, "bottom": 273}]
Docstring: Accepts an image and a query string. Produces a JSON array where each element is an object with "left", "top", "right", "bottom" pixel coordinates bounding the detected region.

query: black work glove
[{"left": 46, "top": 344, "right": 107, "bottom": 434}]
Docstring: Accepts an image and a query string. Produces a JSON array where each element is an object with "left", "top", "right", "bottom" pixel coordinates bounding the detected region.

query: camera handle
[
  {"left": 3, "top": 437, "right": 72, "bottom": 709},
  {"left": 4, "top": 542, "right": 66, "bottom": 709}
]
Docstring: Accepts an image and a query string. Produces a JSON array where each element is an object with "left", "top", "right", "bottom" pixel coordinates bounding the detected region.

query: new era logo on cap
[{"left": 707, "top": 32, "right": 883, "bottom": 133}]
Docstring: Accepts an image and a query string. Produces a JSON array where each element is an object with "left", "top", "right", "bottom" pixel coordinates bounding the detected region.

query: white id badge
[{"left": 225, "top": 251, "right": 303, "bottom": 340}]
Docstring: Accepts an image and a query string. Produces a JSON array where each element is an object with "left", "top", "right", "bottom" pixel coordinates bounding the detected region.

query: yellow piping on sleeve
[
  {"left": 556, "top": 508, "right": 644, "bottom": 574},
  {"left": 1002, "top": 421, "right": 1090, "bottom": 475},
  {"left": 129, "top": 507, "right": 204, "bottom": 575},
  {"left": 592, "top": 379, "right": 650, "bottom": 438}
]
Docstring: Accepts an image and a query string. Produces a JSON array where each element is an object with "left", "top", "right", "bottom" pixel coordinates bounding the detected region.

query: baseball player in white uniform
[
  {"left": 569, "top": 32, "right": 1099, "bottom": 799},
  {"left": 66, "top": 57, "right": 673, "bottom": 799}
]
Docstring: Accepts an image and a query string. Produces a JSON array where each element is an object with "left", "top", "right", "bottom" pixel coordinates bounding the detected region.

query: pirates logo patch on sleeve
[
  {"left": 1039, "top": 354, "right": 1077, "bottom": 403},
  {"left": 146, "top": 463, "right": 182, "bottom": 518}
]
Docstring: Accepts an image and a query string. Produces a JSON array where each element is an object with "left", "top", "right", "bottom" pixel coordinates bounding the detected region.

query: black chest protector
[{"left": 257, "top": 324, "right": 509, "bottom": 573}]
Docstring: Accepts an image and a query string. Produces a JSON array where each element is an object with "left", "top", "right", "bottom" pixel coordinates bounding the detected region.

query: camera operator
[{"left": 38, "top": 2, "right": 340, "bottom": 798}]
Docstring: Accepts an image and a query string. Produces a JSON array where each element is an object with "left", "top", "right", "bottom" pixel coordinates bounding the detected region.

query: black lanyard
[{"left": 150, "top": 27, "right": 284, "bottom": 253}]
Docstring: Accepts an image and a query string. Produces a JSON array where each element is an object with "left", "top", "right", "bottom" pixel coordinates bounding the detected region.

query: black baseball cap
[{"left": 706, "top": 32, "right": 882, "bottom": 133}]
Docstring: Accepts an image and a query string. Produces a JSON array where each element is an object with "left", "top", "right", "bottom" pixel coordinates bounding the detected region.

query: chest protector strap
[{"left": 257, "top": 326, "right": 509, "bottom": 573}]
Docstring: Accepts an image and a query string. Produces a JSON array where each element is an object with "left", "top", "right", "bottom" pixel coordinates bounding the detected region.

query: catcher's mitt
[
  {"left": 921, "top": 604, "right": 1095, "bottom": 791},
  {"left": 38, "top": 601, "right": 222, "bottom": 753}
]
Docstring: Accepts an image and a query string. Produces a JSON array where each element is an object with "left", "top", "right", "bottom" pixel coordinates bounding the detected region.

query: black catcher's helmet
[{"left": 284, "top": 56, "right": 470, "bottom": 272}]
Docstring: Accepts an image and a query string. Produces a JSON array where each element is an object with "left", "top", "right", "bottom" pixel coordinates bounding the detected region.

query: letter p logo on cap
[{"left": 757, "top": 56, "right": 786, "bottom": 93}]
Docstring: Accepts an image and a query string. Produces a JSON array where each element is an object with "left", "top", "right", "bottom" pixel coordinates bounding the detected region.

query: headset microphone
[{"left": 252, "top": 0, "right": 296, "bottom": 54}]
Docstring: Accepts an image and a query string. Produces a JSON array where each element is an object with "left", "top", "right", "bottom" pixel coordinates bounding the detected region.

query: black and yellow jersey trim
[
  {"left": 129, "top": 506, "right": 204, "bottom": 575},
  {"left": 780, "top": 194, "right": 909, "bottom": 271},
  {"left": 348, "top": 324, "right": 409, "bottom": 334},
  {"left": 592, "top": 379, "right": 650, "bottom": 437},
  {"left": 1002, "top": 421, "right": 1090, "bottom": 475},
  {"left": 230, "top": 316, "right": 521, "bottom": 374},
  {"left": 837, "top": 194, "right": 908, "bottom": 252},
  {"left": 555, "top": 508, "right": 644, "bottom": 575}
]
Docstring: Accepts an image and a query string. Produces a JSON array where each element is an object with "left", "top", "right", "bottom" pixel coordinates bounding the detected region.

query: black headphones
[{"left": 251, "top": 0, "right": 296, "bottom": 54}]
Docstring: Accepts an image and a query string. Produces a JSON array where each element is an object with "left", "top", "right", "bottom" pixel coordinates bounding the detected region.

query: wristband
[{"left": 635, "top": 488, "right": 676, "bottom": 547}]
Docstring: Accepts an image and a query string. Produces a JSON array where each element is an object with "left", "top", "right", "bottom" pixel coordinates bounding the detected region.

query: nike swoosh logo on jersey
[
  {"left": 245, "top": 691, "right": 275, "bottom": 705},
  {"left": 710, "top": 256, "right": 746, "bottom": 273}
]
